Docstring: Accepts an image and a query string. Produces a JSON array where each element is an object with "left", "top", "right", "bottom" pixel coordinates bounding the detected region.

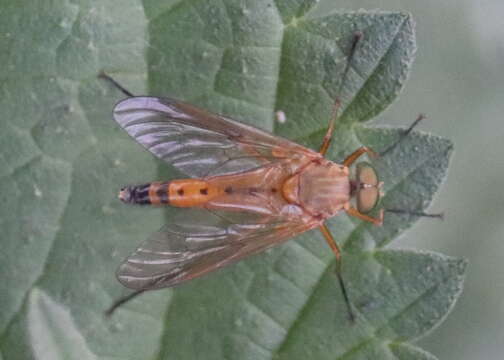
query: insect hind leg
[
  {"left": 98, "top": 71, "right": 135, "bottom": 97},
  {"left": 105, "top": 289, "right": 146, "bottom": 317}
]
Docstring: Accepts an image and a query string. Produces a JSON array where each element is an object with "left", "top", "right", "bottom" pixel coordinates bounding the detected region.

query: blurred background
[{"left": 316, "top": 0, "right": 504, "bottom": 359}]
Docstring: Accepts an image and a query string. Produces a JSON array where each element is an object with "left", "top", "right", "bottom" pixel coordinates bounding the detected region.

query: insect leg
[
  {"left": 98, "top": 71, "right": 135, "bottom": 97},
  {"left": 342, "top": 146, "right": 378, "bottom": 167},
  {"left": 385, "top": 208, "right": 444, "bottom": 220},
  {"left": 318, "top": 99, "right": 341, "bottom": 156},
  {"left": 319, "top": 224, "right": 355, "bottom": 322},
  {"left": 346, "top": 206, "right": 384, "bottom": 226},
  {"left": 379, "top": 113, "right": 425, "bottom": 156},
  {"left": 319, "top": 32, "right": 363, "bottom": 156},
  {"left": 105, "top": 289, "right": 146, "bottom": 317}
]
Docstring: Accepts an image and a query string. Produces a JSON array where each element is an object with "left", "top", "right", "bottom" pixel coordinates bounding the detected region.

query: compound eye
[
  {"left": 356, "top": 162, "right": 380, "bottom": 213},
  {"left": 356, "top": 162, "right": 378, "bottom": 186},
  {"left": 357, "top": 187, "right": 380, "bottom": 213}
]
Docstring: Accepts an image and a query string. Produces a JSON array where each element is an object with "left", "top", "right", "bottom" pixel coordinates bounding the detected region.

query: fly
[{"left": 100, "top": 33, "right": 441, "bottom": 318}]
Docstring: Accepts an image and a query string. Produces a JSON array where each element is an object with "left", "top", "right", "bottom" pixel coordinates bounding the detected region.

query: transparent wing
[
  {"left": 113, "top": 97, "right": 318, "bottom": 177},
  {"left": 117, "top": 209, "right": 317, "bottom": 290}
]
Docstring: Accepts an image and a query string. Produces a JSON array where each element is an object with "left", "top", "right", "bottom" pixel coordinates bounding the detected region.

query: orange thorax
[{"left": 282, "top": 160, "right": 350, "bottom": 218}]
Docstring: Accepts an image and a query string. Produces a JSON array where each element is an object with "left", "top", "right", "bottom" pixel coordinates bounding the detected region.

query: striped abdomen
[{"left": 118, "top": 180, "right": 220, "bottom": 207}]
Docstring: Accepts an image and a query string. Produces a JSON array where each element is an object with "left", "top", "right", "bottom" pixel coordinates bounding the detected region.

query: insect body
[
  {"left": 120, "top": 145, "right": 352, "bottom": 220},
  {"left": 104, "top": 89, "right": 390, "bottom": 317}
]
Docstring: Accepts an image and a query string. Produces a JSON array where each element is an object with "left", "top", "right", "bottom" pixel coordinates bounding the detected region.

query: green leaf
[{"left": 0, "top": 1, "right": 464, "bottom": 360}]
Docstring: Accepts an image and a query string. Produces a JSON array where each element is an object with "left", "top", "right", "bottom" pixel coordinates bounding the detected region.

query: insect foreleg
[
  {"left": 98, "top": 71, "right": 135, "bottom": 97},
  {"left": 319, "top": 224, "right": 355, "bottom": 322},
  {"left": 345, "top": 206, "right": 384, "bottom": 226},
  {"left": 385, "top": 208, "right": 444, "bottom": 220},
  {"left": 379, "top": 113, "right": 425, "bottom": 156},
  {"left": 342, "top": 146, "right": 378, "bottom": 167}
]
